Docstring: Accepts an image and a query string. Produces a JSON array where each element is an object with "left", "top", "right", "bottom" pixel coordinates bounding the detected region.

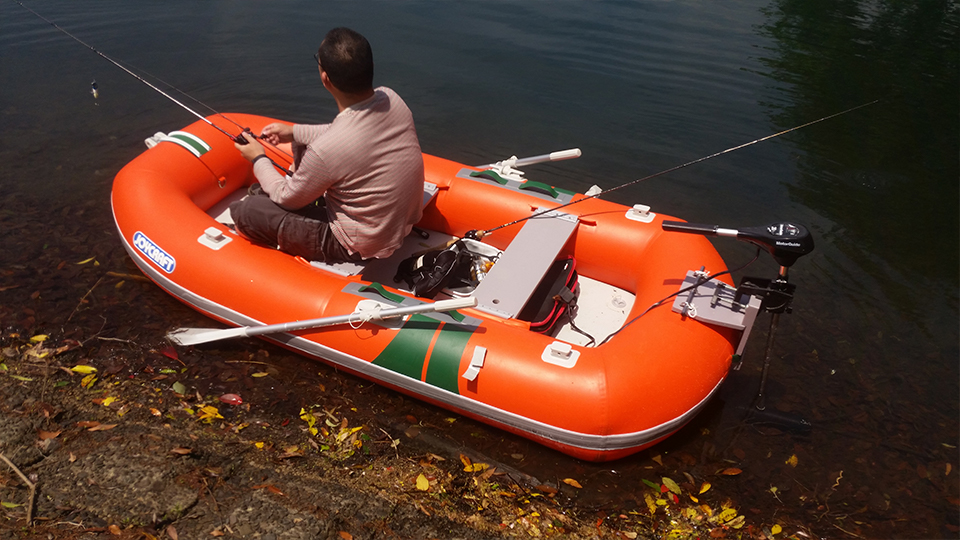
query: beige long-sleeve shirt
[{"left": 254, "top": 87, "right": 425, "bottom": 259}]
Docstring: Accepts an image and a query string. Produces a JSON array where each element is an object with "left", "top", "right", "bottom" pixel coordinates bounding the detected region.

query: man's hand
[
  {"left": 235, "top": 132, "right": 266, "bottom": 161},
  {"left": 259, "top": 123, "right": 294, "bottom": 146}
]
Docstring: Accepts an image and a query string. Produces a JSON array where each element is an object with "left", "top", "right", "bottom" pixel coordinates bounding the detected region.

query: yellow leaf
[
  {"left": 715, "top": 507, "right": 738, "bottom": 524},
  {"left": 699, "top": 482, "right": 711, "bottom": 494},
  {"left": 197, "top": 405, "right": 223, "bottom": 423},
  {"left": 71, "top": 365, "right": 98, "bottom": 374},
  {"left": 101, "top": 396, "right": 116, "bottom": 407},
  {"left": 771, "top": 524, "right": 782, "bottom": 535},
  {"left": 76, "top": 257, "right": 96, "bottom": 265},
  {"left": 662, "top": 477, "right": 681, "bottom": 495},
  {"left": 29, "top": 334, "right": 48, "bottom": 343},
  {"left": 254, "top": 442, "right": 265, "bottom": 449},
  {"left": 416, "top": 473, "right": 430, "bottom": 491},
  {"left": 689, "top": 495, "right": 699, "bottom": 503},
  {"left": 785, "top": 454, "right": 798, "bottom": 467},
  {"left": 464, "top": 462, "right": 489, "bottom": 473},
  {"left": 459, "top": 454, "right": 472, "bottom": 467},
  {"left": 643, "top": 493, "right": 657, "bottom": 514},
  {"left": 562, "top": 478, "right": 583, "bottom": 489},
  {"left": 251, "top": 372, "right": 269, "bottom": 378},
  {"left": 728, "top": 515, "right": 746, "bottom": 529},
  {"left": 80, "top": 374, "right": 97, "bottom": 388}
]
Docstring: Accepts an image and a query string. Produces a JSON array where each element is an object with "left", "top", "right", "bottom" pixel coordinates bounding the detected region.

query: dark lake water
[{"left": 2, "top": 0, "right": 957, "bottom": 537}]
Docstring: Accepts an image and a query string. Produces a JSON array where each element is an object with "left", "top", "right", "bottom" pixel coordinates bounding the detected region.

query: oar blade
[{"left": 167, "top": 326, "right": 248, "bottom": 346}]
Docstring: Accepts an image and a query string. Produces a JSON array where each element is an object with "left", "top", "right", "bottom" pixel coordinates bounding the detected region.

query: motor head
[
  {"left": 661, "top": 220, "right": 814, "bottom": 267},
  {"left": 736, "top": 222, "right": 814, "bottom": 267}
]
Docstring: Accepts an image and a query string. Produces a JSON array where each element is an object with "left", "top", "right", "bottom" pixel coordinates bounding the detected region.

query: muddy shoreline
[{"left": 1, "top": 193, "right": 957, "bottom": 539}]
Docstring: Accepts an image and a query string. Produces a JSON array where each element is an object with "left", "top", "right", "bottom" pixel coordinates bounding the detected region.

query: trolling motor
[{"left": 662, "top": 221, "right": 814, "bottom": 419}]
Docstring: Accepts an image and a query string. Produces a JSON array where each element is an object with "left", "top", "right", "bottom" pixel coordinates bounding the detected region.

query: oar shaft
[
  {"left": 475, "top": 148, "right": 581, "bottom": 169},
  {"left": 243, "top": 297, "right": 475, "bottom": 338}
]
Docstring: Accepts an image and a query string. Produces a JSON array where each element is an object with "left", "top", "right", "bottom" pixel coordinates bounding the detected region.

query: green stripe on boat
[
  {"left": 358, "top": 282, "right": 405, "bottom": 303},
  {"left": 424, "top": 323, "right": 474, "bottom": 393},
  {"left": 372, "top": 315, "right": 476, "bottom": 394},
  {"left": 161, "top": 131, "right": 210, "bottom": 157},
  {"left": 372, "top": 314, "right": 439, "bottom": 380}
]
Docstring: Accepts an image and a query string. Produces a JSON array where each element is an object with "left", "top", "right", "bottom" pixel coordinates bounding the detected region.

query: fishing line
[
  {"left": 14, "top": 0, "right": 293, "bottom": 172},
  {"left": 122, "top": 63, "right": 293, "bottom": 160},
  {"left": 471, "top": 100, "right": 879, "bottom": 239}
]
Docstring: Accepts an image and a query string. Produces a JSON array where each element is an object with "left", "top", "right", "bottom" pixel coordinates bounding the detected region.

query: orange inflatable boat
[{"left": 112, "top": 113, "right": 782, "bottom": 461}]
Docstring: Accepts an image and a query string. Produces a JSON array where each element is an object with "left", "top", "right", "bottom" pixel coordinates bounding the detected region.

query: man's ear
[{"left": 320, "top": 70, "right": 334, "bottom": 92}]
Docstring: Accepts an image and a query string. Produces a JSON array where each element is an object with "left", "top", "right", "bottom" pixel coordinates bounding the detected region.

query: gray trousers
[{"left": 229, "top": 193, "right": 363, "bottom": 263}]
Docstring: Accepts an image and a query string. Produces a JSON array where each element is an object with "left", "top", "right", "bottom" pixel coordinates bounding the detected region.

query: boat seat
[
  {"left": 472, "top": 210, "right": 578, "bottom": 319},
  {"left": 309, "top": 182, "right": 440, "bottom": 277}
]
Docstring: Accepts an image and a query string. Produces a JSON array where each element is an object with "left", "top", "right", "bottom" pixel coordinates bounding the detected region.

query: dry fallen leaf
[
  {"left": 166, "top": 524, "right": 179, "bottom": 540},
  {"left": 562, "top": 478, "right": 583, "bottom": 489},
  {"left": 252, "top": 484, "right": 285, "bottom": 496},
  {"left": 785, "top": 454, "right": 798, "bottom": 467},
  {"left": 339, "top": 532, "right": 353, "bottom": 540},
  {"left": 416, "top": 473, "right": 430, "bottom": 491},
  {"left": 88, "top": 423, "right": 118, "bottom": 432},
  {"left": 38, "top": 430, "right": 61, "bottom": 440},
  {"left": 699, "top": 482, "right": 711, "bottom": 494},
  {"left": 651, "top": 454, "right": 664, "bottom": 466},
  {"left": 661, "top": 477, "right": 681, "bottom": 495},
  {"left": 70, "top": 364, "right": 97, "bottom": 374},
  {"left": 719, "top": 468, "right": 742, "bottom": 476},
  {"left": 108, "top": 524, "right": 121, "bottom": 536},
  {"left": 170, "top": 447, "right": 192, "bottom": 455}
]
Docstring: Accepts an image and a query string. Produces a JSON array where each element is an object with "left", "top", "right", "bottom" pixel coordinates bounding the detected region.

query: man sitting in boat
[{"left": 231, "top": 27, "right": 425, "bottom": 263}]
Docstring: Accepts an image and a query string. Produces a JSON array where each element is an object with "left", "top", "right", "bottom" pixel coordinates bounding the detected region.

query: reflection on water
[
  {"left": 1, "top": 0, "right": 957, "bottom": 536},
  {"left": 757, "top": 0, "right": 959, "bottom": 287}
]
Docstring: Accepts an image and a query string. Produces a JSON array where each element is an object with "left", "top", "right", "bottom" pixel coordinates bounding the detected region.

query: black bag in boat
[
  {"left": 394, "top": 240, "right": 476, "bottom": 299},
  {"left": 517, "top": 257, "right": 579, "bottom": 334}
]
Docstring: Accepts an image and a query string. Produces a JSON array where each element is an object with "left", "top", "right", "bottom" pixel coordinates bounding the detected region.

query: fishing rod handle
[{"left": 661, "top": 220, "right": 738, "bottom": 237}]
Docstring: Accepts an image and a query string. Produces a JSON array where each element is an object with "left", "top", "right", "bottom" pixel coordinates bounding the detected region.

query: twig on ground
[
  {"left": 105, "top": 271, "right": 150, "bottom": 282},
  {"left": 67, "top": 276, "right": 105, "bottom": 322},
  {"left": 225, "top": 360, "right": 275, "bottom": 367},
  {"left": 0, "top": 453, "right": 36, "bottom": 525}
]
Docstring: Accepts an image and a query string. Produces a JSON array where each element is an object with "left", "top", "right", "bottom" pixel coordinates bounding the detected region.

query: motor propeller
[{"left": 661, "top": 220, "right": 814, "bottom": 267}]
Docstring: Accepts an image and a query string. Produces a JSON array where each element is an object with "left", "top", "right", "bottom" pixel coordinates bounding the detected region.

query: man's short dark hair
[{"left": 318, "top": 27, "right": 374, "bottom": 95}]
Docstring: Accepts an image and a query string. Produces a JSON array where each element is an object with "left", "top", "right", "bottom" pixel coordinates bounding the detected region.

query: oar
[
  {"left": 474, "top": 148, "right": 581, "bottom": 170},
  {"left": 167, "top": 297, "right": 478, "bottom": 346}
]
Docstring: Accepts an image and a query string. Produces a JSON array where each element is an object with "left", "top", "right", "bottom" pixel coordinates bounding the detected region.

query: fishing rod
[
  {"left": 467, "top": 100, "right": 879, "bottom": 240},
  {"left": 14, "top": 0, "right": 293, "bottom": 174}
]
